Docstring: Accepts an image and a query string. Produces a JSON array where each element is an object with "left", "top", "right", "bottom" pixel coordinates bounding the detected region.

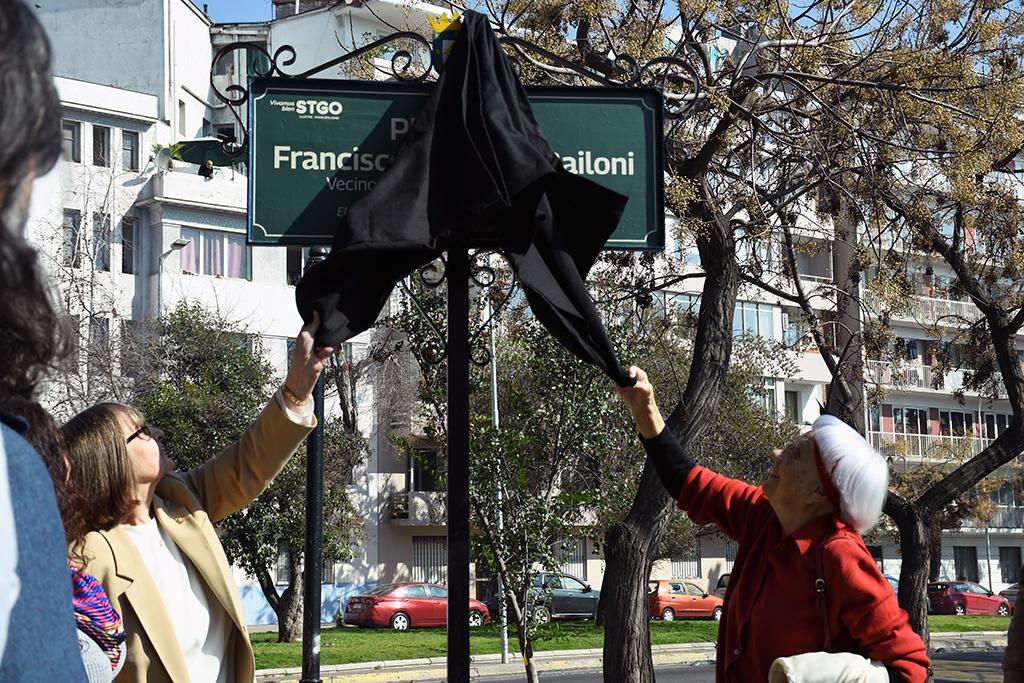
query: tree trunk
[
  {"left": 600, "top": 198, "right": 739, "bottom": 682},
  {"left": 277, "top": 555, "right": 305, "bottom": 643},
  {"left": 825, "top": 209, "right": 865, "bottom": 431},
  {"left": 884, "top": 495, "right": 932, "bottom": 654}
]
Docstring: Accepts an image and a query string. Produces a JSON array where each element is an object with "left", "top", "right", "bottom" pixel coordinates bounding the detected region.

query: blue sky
[{"left": 203, "top": 0, "right": 274, "bottom": 23}]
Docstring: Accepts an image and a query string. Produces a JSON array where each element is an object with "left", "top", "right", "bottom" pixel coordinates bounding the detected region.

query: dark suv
[{"left": 483, "top": 572, "right": 600, "bottom": 623}]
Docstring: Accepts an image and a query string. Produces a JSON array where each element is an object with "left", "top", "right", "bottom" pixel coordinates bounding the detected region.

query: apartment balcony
[
  {"left": 865, "top": 360, "right": 1005, "bottom": 397},
  {"left": 868, "top": 431, "right": 992, "bottom": 462},
  {"left": 961, "top": 506, "right": 1024, "bottom": 532},
  {"left": 866, "top": 295, "right": 982, "bottom": 327},
  {"left": 139, "top": 165, "right": 247, "bottom": 215},
  {"left": 387, "top": 491, "right": 446, "bottom": 526}
]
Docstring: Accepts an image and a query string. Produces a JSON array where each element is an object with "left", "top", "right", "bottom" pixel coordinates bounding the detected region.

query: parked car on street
[
  {"left": 927, "top": 580, "right": 1012, "bottom": 616},
  {"left": 343, "top": 582, "right": 490, "bottom": 630},
  {"left": 648, "top": 579, "right": 723, "bottom": 621},
  {"left": 482, "top": 572, "right": 600, "bottom": 623},
  {"left": 711, "top": 573, "right": 729, "bottom": 599},
  {"left": 1001, "top": 583, "right": 1020, "bottom": 606}
]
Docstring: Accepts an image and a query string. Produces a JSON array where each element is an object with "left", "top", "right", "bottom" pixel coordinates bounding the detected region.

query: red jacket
[{"left": 677, "top": 465, "right": 930, "bottom": 683}]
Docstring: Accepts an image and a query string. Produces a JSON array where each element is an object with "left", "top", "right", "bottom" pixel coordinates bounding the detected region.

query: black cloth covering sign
[{"left": 295, "top": 11, "right": 633, "bottom": 386}]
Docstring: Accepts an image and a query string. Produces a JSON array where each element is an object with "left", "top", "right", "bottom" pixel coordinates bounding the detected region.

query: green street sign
[{"left": 248, "top": 78, "right": 663, "bottom": 249}]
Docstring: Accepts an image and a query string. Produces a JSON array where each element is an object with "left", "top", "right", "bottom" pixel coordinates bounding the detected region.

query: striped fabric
[{"left": 69, "top": 565, "right": 126, "bottom": 670}]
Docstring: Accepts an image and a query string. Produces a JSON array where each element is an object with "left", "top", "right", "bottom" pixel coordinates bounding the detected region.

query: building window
[
  {"left": 62, "top": 209, "right": 82, "bottom": 268},
  {"left": 179, "top": 228, "right": 249, "bottom": 279},
  {"left": 867, "top": 545, "right": 884, "bottom": 572},
  {"left": 1001, "top": 547, "right": 1022, "bottom": 584},
  {"left": 557, "top": 537, "right": 587, "bottom": 580},
  {"left": 410, "top": 447, "right": 440, "bottom": 492},
  {"left": 724, "top": 539, "right": 738, "bottom": 572},
  {"left": 178, "top": 100, "right": 187, "bottom": 137},
  {"left": 87, "top": 316, "right": 110, "bottom": 390},
  {"left": 939, "top": 410, "right": 975, "bottom": 438},
  {"left": 670, "top": 546, "right": 701, "bottom": 579},
  {"left": 784, "top": 390, "right": 800, "bottom": 423},
  {"left": 733, "top": 301, "right": 778, "bottom": 341},
  {"left": 286, "top": 246, "right": 307, "bottom": 285},
  {"left": 275, "top": 540, "right": 290, "bottom": 584},
  {"left": 953, "top": 546, "right": 979, "bottom": 582},
  {"left": 985, "top": 413, "right": 1011, "bottom": 440},
  {"left": 411, "top": 536, "right": 447, "bottom": 584},
  {"left": 120, "top": 319, "right": 141, "bottom": 379},
  {"left": 92, "top": 125, "right": 110, "bottom": 166},
  {"left": 869, "top": 404, "right": 882, "bottom": 433},
  {"left": 121, "top": 217, "right": 136, "bottom": 274},
  {"left": 92, "top": 213, "right": 111, "bottom": 271},
  {"left": 122, "top": 131, "right": 140, "bottom": 171},
  {"left": 61, "top": 120, "right": 81, "bottom": 162},
  {"left": 751, "top": 377, "right": 778, "bottom": 414},
  {"left": 893, "top": 407, "right": 928, "bottom": 435},
  {"left": 215, "top": 124, "right": 236, "bottom": 144},
  {"left": 322, "top": 558, "right": 335, "bottom": 584}
]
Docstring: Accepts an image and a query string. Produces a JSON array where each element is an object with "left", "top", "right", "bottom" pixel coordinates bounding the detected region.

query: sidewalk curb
[{"left": 256, "top": 632, "right": 1005, "bottom": 682}]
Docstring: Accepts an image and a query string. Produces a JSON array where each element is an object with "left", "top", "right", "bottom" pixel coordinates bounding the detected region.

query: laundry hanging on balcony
[{"left": 295, "top": 10, "right": 633, "bottom": 387}]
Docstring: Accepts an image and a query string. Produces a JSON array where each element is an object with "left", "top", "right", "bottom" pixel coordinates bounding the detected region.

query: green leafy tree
[{"left": 134, "top": 303, "right": 365, "bottom": 642}]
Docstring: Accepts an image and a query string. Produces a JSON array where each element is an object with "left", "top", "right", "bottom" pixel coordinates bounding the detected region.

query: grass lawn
[
  {"left": 929, "top": 615, "right": 1011, "bottom": 632},
  {"left": 251, "top": 619, "right": 721, "bottom": 670},
  {"left": 251, "top": 615, "right": 1010, "bottom": 670}
]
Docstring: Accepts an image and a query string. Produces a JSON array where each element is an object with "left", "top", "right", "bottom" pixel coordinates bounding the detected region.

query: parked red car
[
  {"left": 648, "top": 579, "right": 724, "bottom": 621},
  {"left": 343, "top": 582, "right": 490, "bottom": 630},
  {"left": 927, "top": 581, "right": 1012, "bottom": 616}
]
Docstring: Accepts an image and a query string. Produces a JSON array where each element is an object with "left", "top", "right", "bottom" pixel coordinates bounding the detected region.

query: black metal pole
[
  {"left": 447, "top": 247, "right": 471, "bottom": 682},
  {"left": 301, "top": 246, "right": 329, "bottom": 683}
]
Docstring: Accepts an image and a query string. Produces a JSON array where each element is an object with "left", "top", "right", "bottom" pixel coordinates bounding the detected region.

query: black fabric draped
[{"left": 295, "top": 11, "right": 633, "bottom": 386}]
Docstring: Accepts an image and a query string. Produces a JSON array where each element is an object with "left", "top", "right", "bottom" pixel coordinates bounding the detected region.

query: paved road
[{"left": 474, "top": 649, "right": 1005, "bottom": 682}]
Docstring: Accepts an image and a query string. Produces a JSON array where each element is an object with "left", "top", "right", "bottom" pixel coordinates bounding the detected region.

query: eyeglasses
[{"left": 126, "top": 424, "right": 154, "bottom": 444}]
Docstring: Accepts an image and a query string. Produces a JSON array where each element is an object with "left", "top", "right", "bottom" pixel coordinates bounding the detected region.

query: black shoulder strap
[{"left": 816, "top": 532, "right": 847, "bottom": 651}]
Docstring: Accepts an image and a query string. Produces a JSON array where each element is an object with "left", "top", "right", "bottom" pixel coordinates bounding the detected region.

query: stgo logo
[{"left": 295, "top": 100, "right": 344, "bottom": 116}]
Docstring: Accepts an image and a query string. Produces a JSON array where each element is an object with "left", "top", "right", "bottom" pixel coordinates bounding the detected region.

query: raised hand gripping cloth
[{"left": 295, "top": 11, "right": 633, "bottom": 386}]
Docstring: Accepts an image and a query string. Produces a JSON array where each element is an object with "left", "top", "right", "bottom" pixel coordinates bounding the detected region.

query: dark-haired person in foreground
[
  {"left": 617, "top": 366, "right": 929, "bottom": 683},
  {"left": 0, "top": 0, "right": 88, "bottom": 679}
]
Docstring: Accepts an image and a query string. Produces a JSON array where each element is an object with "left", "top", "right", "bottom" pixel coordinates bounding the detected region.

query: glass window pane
[
  {"left": 758, "top": 308, "right": 774, "bottom": 340},
  {"left": 93, "top": 125, "right": 109, "bottom": 166},
  {"left": 204, "top": 232, "right": 223, "bottom": 276},
  {"left": 121, "top": 218, "right": 135, "bottom": 274},
  {"left": 180, "top": 228, "right": 200, "bottom": 274},
  {"left": 225, "top": 233, "right": 246, "bottom": 278},
  {"left": 893, "top": 408, "right": 904, "bottom": 433}
]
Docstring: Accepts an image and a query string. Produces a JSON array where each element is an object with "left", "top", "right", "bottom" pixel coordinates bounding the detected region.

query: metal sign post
[
  {"left": 301, "top": 246, "right": 329, "bottom": 683},
  {"left": 447, "top": 247, "right": 471, "bottom": 679}
]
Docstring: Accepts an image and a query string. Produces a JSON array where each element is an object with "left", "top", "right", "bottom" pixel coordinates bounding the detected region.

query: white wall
[{"left": 36, "top": 0, "right": 170, "bottom": 117}]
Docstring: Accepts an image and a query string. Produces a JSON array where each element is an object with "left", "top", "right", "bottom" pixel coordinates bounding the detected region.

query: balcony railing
[
  {"left": 868, "top": 431, "right": 992, "bottom": 461},
  {"left": 865, "top": 360, "right": 1006, "bottom": 397},
  {"left": 962, "top": 506, "right": 1024, "bottom": 531},
  {"left": 867, "top": 295, "right": 982, "bottom": 327}
]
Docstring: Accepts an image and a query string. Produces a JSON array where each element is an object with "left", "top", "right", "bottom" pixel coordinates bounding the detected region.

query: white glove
[{"left": 768, "top": 652, "right": 889, "bottom": 683}]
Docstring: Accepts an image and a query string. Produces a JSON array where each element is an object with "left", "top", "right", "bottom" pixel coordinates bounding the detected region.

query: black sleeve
[{"left": 640, "top": 427, "right": 697, "bottom": 501}]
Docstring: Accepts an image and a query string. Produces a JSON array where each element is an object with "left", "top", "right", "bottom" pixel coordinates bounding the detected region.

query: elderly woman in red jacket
[{"left": 618, "top": 367, "right": 929, "bottom": 683}]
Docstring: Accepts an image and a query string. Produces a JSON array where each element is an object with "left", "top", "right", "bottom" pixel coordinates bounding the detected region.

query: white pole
[
  {"left": 986, "top": 527, "right": 994, "bottom": 592},
  {"left": 486, "top": 284, "right": 509, "bottom": 664}
]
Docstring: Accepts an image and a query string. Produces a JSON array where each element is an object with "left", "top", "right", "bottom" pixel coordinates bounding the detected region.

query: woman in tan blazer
[{"left": 61, "top": 315, "right": 334, "bottom": 683}]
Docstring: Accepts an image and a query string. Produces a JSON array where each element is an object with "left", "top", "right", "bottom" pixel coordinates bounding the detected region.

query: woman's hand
[
  {"left": 616, "top": 366, "right": 665, "bottom": 440},
  {"left": 284, "top": 311, "right": 335, "bottom": 402}
]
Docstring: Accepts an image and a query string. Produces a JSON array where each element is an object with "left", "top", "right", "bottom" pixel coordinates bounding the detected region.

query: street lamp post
[{"left": 156, "top": 237, "right": 191, "bottom": 318}]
